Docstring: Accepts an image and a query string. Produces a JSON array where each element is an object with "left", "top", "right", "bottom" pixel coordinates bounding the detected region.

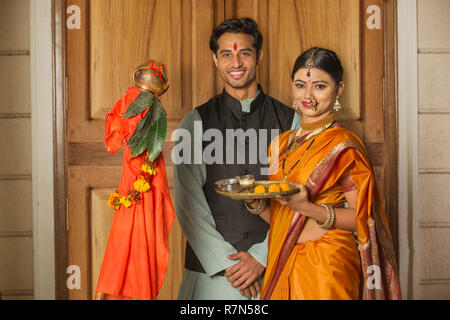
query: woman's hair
[
  {"left": 291, "top": 47, "right": 344, "bottom": 84},
  {"left": 209, "top": 17, "right": 263, "bottom": 56}
]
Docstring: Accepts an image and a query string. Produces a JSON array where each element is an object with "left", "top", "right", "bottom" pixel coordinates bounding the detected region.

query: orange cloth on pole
[
  {"left": 261, "top": 126, "right": 401, "bottom": 300},
  {"left": 96, "top": 87, "right": 175, "bottom": 300}
]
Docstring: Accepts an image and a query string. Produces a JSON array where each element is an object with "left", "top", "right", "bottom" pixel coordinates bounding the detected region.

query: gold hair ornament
[{"left": 305, "top": 48, "right": 320, "bottom": 77}]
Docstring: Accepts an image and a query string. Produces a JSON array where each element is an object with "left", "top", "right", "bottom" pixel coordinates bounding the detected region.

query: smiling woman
[
  {"left": 291, "top": 47, "right": 344, "bottom": 122},
  {"left": 259, "top": 47, "right": 402, "bottom": 300}
]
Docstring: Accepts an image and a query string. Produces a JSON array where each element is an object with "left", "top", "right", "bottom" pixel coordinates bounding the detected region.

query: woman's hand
[{"left": 273, "top": 183, "right": 311, "bottom": 212}]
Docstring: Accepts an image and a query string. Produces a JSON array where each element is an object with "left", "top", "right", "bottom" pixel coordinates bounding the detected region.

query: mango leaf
[
  {"left": 122, "top": 92, "right": 154, "bottom": 119},
  {"left": 130, "top": 115, "right": 153, "bottom": 157},
  {"left": 127, "top": 94, "right": 157, "bottom": 147},
  {"left": 127, "top": 110, "right": 151, "bottom": 147},
  {"left": 130, "top": 135, "right": 149, "bottom": 157},
  {"left": 129, "top": 97, "right": 167, "bottom": 159},
  {"left": 146, "top": 105, "right": 167, "bottom": 162},
  {"left": 146, "top": 99, "right": 164, "bottom": 126}
]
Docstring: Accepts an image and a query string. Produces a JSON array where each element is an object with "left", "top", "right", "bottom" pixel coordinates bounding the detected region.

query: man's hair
[{"left": 209, "top": 17, "right": 263, "bottom": 55}]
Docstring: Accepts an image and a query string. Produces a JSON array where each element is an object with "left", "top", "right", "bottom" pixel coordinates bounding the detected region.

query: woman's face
[{"left": 292, "top": 67, "right": 344, "bottom": 122}]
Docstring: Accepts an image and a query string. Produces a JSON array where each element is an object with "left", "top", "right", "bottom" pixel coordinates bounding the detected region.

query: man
[{"left": 173, "top": 17, "right": 301, "bottom": 300}]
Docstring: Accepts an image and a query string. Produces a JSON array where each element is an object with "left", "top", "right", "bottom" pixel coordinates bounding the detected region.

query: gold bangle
[
  {"left": 245, "top": 198, "right": 267, "bottom": 215},
  {"left": 316, "top": 204, "right": 335, "bottom": 229}
]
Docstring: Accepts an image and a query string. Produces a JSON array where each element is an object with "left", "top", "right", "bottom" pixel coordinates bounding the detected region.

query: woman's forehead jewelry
[{"left": 305, "top": 48, "right": 319, "bottom": 78}]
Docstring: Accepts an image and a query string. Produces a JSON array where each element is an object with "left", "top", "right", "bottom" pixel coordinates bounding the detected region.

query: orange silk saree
[
  {"left": 261, "top": 125, "right": 401, "bottom": 300},
  {"left": 96, "top": 88, "right": 175, "bottom": 300}
]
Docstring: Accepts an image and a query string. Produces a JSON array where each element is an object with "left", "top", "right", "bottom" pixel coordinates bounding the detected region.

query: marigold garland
[{"left": 107, "top": 154, "right": 157, "bottom": 210}]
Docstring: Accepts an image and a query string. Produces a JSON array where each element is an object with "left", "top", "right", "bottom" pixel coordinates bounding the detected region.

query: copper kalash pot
[{"left": 132, "top": 59, "right": 169, "bottom": 97}]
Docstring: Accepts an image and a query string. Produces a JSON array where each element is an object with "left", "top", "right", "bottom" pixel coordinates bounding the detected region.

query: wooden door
[{"left": 59, "top": 0, "right": 397, "bottom": 299}]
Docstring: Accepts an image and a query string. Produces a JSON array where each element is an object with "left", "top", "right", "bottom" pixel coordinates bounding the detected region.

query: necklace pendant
[{"left": 289, "top": 142, "right": 299, "bottom": 153}]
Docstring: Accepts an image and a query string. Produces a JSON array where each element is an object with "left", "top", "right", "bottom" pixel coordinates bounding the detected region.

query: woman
[{"left": 244, "top": 47, "right": 401, "bottom": 300}]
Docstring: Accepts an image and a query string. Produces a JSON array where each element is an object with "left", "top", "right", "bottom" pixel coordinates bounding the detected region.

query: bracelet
[
  {"left": 245, "top": 199, "right": 258, "bottom": 205},
  {"left": 316, "top": 204, "right": 336, "bottom": 229},
  {"left": 244, "top": 198, "right": 267, "bottom": 215}
]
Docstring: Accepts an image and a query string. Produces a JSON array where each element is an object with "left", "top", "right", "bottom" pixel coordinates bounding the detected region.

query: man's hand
[
  {"left": 225, "top": 252, "right": 265, "bottom": 293},
  {"left": 239, "top": 280, "right": 261, "bottom": 299}
]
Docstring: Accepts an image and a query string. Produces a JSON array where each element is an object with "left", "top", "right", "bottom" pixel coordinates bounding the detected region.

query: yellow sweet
[
  {"left": 268, "top": 184, "right": 281, "bottom": 193},
  {"left": 279, "top": 183, "right": 291, "bottom": 192},
  {"left": 254, "top": 185, "right": 266, "bottom": 194}
]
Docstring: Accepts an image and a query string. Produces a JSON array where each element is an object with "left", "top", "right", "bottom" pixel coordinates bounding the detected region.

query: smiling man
[
  {"left": 213, "top": 32, "right": 260, "bottom": 95},
  {"left": 173, "top": 17, "right": 301, "bottom": 300}
]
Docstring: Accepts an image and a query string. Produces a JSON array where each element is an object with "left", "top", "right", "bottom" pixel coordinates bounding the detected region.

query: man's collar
[{"left": 221, "top": 84, "right": 265, "bottom": 114}]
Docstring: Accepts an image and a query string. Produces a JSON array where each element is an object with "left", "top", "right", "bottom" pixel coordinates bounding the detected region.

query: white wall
[
  {"left": 30, "top": 0, "right": 55, "bottom": 299},
  {"left": 397, "top": 0, "right": 420, "bottom": 300},
  {"left": 416, "top": 0, "right": 450, "bottom": 299},
  {"left": 398, "top": 0, "right": 450, "bottom": 300},
  {"left": 0, "top": 0, "right": 34, "bottom": 300}
]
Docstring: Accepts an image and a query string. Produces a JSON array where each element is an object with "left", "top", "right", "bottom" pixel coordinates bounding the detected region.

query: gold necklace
[
  {"left": 300, "top": 113, "right": 335, "bottom": 131},
  {"left": 288, "top": 133, "right": 307, "bottom": 154},
  {"left": 282, "top": 119, "right": 336, "bottom": 180},
  {"left": 282, "top": 138, "right": 316, "bottom": 181},
  {"left": 288, "top": 116, "right": 335, "bottom": 154}
]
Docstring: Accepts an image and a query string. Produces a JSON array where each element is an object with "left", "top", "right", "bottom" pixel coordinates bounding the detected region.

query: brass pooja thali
[{"left": 215, "top": 175, "right": 300, "bottom": 200}]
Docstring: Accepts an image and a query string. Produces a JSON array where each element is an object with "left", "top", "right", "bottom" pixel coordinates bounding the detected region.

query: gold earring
[
  {"left": 333, "top": 98, "right": 342, "bottom": 112},
  {"left": 292, "top": 102, "right": 298, "bottom": 111}
]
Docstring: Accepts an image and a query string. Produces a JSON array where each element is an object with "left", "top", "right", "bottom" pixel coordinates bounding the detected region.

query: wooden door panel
[
  {"left": 67, "top": 166, "right": 121, "bottom": 299},
  {"left": 192, "top": 0, "right": 216, "bottom": 105},
  {"left": 90, "top": 188, "right": 115, "bottom": 300},
  {"left": 66, "top": 0, "right": 93, "bottom": 142},
  {"left": 362, "top": 0, "right": 385, "bottom": 144},
  {"left": 90, "top": 0, "right": 183, "bottom": 119},
  {"left": 361, "top": 0, "right": 386, "bottom": 202}
]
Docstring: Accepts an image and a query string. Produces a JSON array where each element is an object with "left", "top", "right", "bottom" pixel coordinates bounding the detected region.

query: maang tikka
[
  {"left": 305, "top": 48, "right": 320, "bottom": 111},
  {"left": 305, "top": 48, "right": 319, "bottom": 77}
]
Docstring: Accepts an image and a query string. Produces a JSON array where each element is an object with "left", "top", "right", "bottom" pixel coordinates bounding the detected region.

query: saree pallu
[{"left": 261, "top": 126, "right": 401, "bottom": 300}]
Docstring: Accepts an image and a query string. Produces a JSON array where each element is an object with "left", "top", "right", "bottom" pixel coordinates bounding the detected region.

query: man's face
[{"left": 213, "top": 32, "right": 262, "bottom": 90}]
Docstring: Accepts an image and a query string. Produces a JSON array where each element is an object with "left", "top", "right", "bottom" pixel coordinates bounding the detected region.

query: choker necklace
[{"left": 301, "top": 113, "right": 335, "bottom": 131}]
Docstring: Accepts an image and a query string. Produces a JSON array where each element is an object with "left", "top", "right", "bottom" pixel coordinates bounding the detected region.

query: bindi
[{"left": 233, "top": 42, "right": 238, "bottom": 51}]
